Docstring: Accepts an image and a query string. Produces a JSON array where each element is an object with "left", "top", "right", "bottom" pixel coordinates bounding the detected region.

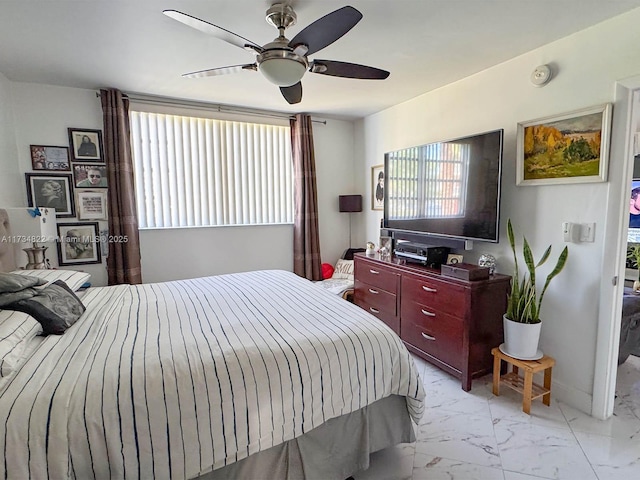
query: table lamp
[
  {"left": 339, "top": 195, "right": 362, "bottom": 248},
  {"left": 5, "top": 207, "right": 57, "bottom": 269}
]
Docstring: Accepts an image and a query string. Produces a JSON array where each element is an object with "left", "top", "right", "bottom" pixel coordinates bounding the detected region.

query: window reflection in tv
[{"left": 384, "top": 129, "right": 503, "bottom": 243}]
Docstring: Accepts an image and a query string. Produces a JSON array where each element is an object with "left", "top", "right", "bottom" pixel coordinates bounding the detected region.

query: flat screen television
[{"left": 383, "top": 129, "right": 504, "bottom": 243}]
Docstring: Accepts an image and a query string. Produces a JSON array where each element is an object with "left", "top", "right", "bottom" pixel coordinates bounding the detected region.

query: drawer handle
[
  {"left": 368, "top": 288, "right": 379, "bottom": 294},
  {"left": 422, "top": 285, "right": 437, "bottom": 293},
  {"left": 421, "top": 332, "right": 436, "bottom": 341},
  {"left": 369, "top": 307, "right": 380, "bottom": 314},
  {"left": 421, "top": 309, "right": 436, "bottom": 317},
  {"left": 369, "top": 269, "right": 380, "bottom": 275}
]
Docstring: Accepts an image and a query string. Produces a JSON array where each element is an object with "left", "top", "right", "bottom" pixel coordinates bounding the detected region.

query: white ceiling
[{"left": 1, "top": 0, "right": 640, "bottom": 120}]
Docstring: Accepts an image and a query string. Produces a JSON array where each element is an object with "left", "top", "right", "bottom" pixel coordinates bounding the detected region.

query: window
[{"left": 129, "top": 111, "right": 293, "bottom": 228}]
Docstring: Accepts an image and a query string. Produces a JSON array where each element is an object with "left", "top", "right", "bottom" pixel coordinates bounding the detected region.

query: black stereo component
[{"left": 394, "top": 243, "right": 450, "bottom": 268}]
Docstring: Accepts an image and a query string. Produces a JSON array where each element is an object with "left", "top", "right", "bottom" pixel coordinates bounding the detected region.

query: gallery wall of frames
[{"left": 25, "top": 128, "right": 108, "bottom": 266}]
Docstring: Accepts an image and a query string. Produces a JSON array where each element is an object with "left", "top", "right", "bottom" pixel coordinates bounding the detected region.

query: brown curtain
[
  {"left": 100, "top": 88, "right": 142, "bottom": 285},
  {"left": 290, "top": 114, "right": 322, "bottom": 280}
]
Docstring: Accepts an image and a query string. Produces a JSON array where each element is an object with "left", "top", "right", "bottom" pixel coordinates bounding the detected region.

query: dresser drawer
[
  {"left": 402, "top": 275, "right": 467, "bottom": 317},
  {"left": 355, "top": 259, "right": 399, "bottom": 293},
  {"left": 356, "top": 298, "right": 400, "bottom": 335},
  {"left": 355, "top": 280, "right": 397, "bottom": 317},
  {"left": 401, "top": 299, "right": 464, "bottom": 331},
  {"left": 402, "top": 309, "right": 463, "bottom": 369}
]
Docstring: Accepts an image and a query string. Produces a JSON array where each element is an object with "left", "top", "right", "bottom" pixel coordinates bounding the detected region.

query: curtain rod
[{"left": 96, "top": 91, "right": 327, "bottom": 125}]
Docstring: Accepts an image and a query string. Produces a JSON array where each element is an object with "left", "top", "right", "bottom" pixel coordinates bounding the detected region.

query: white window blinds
[{"left": 130, "top": 111, "right": 293, "bottom": 228}]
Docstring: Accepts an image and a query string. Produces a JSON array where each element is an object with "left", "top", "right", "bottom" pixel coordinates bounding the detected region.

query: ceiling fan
[{"left": 163, "top": 3, "right": 390, "bottom": 105}]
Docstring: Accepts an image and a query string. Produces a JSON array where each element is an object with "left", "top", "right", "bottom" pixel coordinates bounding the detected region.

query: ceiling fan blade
[
  {"left": 280, "top": 82, "right": 302, "bottom": 104},
  {"left": 183, "top": 64, "right": 257, "bottom": 78},
  {"left": 163, "top": 10, "right": 262, "bottom": 51},
  {"left": 310, "top": 60, "right": 390, "bottom": 80},
  {"left": 288, "top": 6, "right": 362, "bottom": 56}
]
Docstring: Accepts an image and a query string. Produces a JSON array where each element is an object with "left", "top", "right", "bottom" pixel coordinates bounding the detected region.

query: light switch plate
[{"left": 580, "top": 223, "right": 595, "bottom": 242}]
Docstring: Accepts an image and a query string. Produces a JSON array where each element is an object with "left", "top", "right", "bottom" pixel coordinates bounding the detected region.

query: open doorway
[
  {"left": 617, "top": 96, "right": 640, "bottom": 415},
  {"left": 594, "top": 81, "right": 640, "bottom": 420}
]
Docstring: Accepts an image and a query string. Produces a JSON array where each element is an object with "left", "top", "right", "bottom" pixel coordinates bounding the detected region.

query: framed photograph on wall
[
  {"left": 68, "top": 128, "right": 103, "bottom": 162},
  {"left": 30, "top": 145, "right": 70, "bottom": 170},
  {"left": 57, "top": 222, "right": 102, "bottom": 266},
  {"left": 72, "top": 163, "right": 108, "bottom": 188},
  {"left": 371, "top": 164, "right": 384, "bottom": 210},
  {"left": 25, "top": 172, "right": 75, "bottom": 217},
  {"left": 76, "top": 190, "right": 108, "bottom": 221},
  {"left": 516, "top": 103, "right": 612, "bottom": 186}
]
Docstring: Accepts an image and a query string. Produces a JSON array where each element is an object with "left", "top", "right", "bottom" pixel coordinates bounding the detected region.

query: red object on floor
[{"left": 322, "top": 263, "right": 334, "bottom": 279}]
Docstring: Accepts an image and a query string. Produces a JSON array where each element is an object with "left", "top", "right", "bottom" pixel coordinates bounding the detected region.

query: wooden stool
[{"left": 491, "top": 347, "right": 555, "bottom": 415}]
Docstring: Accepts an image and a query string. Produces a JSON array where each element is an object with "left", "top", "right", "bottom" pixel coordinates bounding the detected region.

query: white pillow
[
  {"left": 10, "top": 269, "right": 91, "bottom": 292},
  {"left": 0, "top": 310, "right": 42, "bottom": 380},
  {"left": 331, "top": 259, "right": 354, "bottom": 281}
]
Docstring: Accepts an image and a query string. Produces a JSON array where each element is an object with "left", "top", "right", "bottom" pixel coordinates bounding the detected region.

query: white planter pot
[{"left": 503, "top": 315, "right": 542, "bottom": 360}]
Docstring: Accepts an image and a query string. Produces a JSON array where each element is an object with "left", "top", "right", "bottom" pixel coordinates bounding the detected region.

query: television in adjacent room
[{"left": 383, "top": 129, "right": 504, "bottom": 244}]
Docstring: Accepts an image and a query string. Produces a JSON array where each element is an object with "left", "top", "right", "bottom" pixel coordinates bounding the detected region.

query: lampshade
[
  {"left": 339, "top": 195, "right": 363, "bottom": 213},
  {"left": 5, "top": 207, "right": 57, "bottom": 269},
  {"left": 259, "top": 58, "right": 306, "bottom": 86}
]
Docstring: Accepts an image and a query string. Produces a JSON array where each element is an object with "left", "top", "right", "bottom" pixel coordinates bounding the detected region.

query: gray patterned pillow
[
  {"left": 0, "top": 272, "right": 46, "bottom": 293},
  {"left": 6, "top": 280, "right": 85, "bottom": 335}
]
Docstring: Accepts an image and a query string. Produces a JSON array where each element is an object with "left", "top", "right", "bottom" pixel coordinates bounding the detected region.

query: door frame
[{"left": 593, "top": 77, "right": 640, "bottom": 419}]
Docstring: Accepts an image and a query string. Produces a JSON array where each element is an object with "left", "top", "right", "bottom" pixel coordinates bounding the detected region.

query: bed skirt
[{"left": 195, "top": 395, "right": 415, "bottom": 480}]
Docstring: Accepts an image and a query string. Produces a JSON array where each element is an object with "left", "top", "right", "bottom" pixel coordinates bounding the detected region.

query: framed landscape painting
[{"left": 516, "top": 103, "right": 612, "bottom": 186}]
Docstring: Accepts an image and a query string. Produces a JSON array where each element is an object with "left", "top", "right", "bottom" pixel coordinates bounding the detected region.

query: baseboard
[{"left": 543, "top": 374, "right": 593, "bottom": 416}]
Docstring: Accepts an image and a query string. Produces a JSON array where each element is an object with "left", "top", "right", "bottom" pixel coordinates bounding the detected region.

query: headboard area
[{"left": 0, "top": 209, "right": 17, "bottom": 272}]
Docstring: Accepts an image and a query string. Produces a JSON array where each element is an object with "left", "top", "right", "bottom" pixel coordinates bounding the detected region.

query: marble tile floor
[{"left": 353, "top": 354, "right": 640, "bottom": 480}]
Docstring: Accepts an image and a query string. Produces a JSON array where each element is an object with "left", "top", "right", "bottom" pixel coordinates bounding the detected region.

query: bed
[{"left": 0, "top": 209, "right": 425, "bottom": 479}]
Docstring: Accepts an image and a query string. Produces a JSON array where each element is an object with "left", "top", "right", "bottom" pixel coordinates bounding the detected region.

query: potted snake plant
[{"left": 504, "top": 219, "right": 569, "bottom": 359}]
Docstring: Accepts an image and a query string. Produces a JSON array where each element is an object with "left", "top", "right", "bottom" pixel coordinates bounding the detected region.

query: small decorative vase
[
  {"left": 634, "top": 279, "right": 640, "bottom": 293},
  {"left": 503, "top": 315, "right": 542, "bottom": 360}
]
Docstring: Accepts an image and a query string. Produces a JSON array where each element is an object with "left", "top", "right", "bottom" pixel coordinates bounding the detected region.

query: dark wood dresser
[{"left": 354, "top": 253, "right": 511, "bottom": 391}]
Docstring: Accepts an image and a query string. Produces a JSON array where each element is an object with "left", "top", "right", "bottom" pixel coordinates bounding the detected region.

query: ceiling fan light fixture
[{"left": 258, "top": 50, "right": 308, "bottom": 87}]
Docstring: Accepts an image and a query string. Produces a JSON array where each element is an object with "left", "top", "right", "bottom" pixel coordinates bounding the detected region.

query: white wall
[
  {"left": 1, "top": 81, "right": 357, "bottom": 283},
  {"left": 0, "top": 72, "right": 20, "bottom": 206},
  {"left": 358, "top": 8, "right": 640, "bottom": 414},
  {"left": 4, "top": 83, "right": 108, "bottom": 285}
]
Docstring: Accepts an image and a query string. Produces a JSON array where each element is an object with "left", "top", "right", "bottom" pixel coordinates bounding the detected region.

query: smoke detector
[{"left": 531, "top": 65, "right": 552, "bottom": 87}]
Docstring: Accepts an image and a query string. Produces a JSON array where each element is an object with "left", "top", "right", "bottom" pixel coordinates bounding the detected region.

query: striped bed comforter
[{"left": 0, "top": 270, "right": 425, "bottom": 479}]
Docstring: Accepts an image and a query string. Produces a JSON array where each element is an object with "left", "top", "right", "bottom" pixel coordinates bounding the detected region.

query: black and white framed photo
[
  {"left": 371, "top": 164, "right": 384, "bottom": 211},
  {"left": 76, "top": 190, "right": 108, "bottom": 221},
  {"left": 25, "top": 172, "right": 75, "bottom": 217},
  {"left": 72, "top": 163, "right": 108, "bottom": 188},
  {"left": 68, "top": 128, "right": 103, "bottom": 162},
  {"left": 57, "top": 222, "right": 102, "bottom": 266},
  {"left": 30, "top": 145, "right": 70, "bottom": 171}
]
